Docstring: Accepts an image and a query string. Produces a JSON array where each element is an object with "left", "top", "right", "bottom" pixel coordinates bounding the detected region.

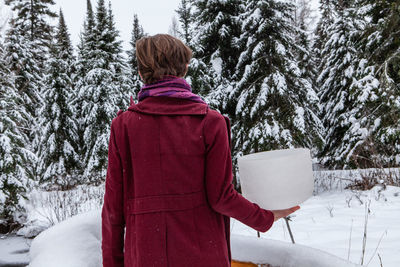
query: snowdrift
[
  {"left": 28, "top": 210, "right": 360, "bottom": 267},
  {"left": 28, "top": 210, "right": 102, "bottom": 267},
  {"left": 231, "top": 235, "right": 361, "bottom": 267}
]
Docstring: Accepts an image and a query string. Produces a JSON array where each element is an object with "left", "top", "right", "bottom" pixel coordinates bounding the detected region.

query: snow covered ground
[
  {"left": 232, "top": 185, "right": 400, "bottom": 267},
  {"left": 26, "top": 208, "right": 362, "bottom": 267},
  {"left": 0, "top": 234, "right": 31, "bottom": 266},
  {"left": 0, "top": 169, "right": 399, "bottom": 266},
  {"left": 231, "top": 235, "right": 361, "bottom": 267}
]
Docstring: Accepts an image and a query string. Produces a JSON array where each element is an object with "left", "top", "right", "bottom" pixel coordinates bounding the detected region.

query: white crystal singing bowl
[{"left": 238, "top": 148, "right": 314, "bottom": 210}]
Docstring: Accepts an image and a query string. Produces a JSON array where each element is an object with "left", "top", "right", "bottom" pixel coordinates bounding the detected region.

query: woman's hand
[{"left": 271, "top": 206, "right": 300, "bottom": 222}]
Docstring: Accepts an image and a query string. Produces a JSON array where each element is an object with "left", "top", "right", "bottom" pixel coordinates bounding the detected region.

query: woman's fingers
[
  {"left": 289, "top": 205, "right": 301, "bottom": 212},
  {"left": 271, "top": 205, "right": 301, "bottom": 222},
  {"left": 285, "top": 205, "right": 300, "bottom": 217}
]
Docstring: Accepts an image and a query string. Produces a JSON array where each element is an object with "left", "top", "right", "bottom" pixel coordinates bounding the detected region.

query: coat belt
[{"left": 126, "top": 190, "right": 207, "bottom": 214}]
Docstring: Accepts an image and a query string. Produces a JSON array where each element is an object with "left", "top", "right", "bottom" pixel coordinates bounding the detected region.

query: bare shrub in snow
[
  {"left": 346, "top": 168, "right": 400, "bottom": 191},
  {"left": 326, "top": 203, "right": 334, "bottom": 217},
  {"left": 29, "top": 184, "right": 104, "bottom": 229}
]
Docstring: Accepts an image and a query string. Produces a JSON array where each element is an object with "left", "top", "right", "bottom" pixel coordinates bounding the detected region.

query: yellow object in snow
[{"left": 231, "top": 259, "right": 258, "bottom": 267}]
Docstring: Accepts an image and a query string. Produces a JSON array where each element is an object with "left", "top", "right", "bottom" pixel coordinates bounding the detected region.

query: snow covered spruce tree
[
  {"left": 292, "top": 0, "right": 319, "bottom": 99},
  {"left": 190, "top": 0, "right": 242, "bottom": 79},
  {"left": 316, "top": 0, "right": 383, "bottom": 168},
  {"left": 4, "top": 0, "right": 57, "bottom": 69},
  {"left": 313, "top": 0, "right": 335, "bottom": 68},
  {"left": 0, "top": 41, "right": 33, "bottom": 232},
  {"left": 2, "top": 21, "right": 42, "bottom": 131},
  {"left": 186, "top": 0, "right": 243, "bottom": 113},
  {"left": 3, "top": 0, "right": 57, "bottom": 139},
  {"left": 75, "top": 0, "right": 131, "bottom": 184},
  {"left": 317, "top": 0, "right": 358, "bottom": 168},
  {"left": 3, "top": 0, "right": 57, "bottom": 190},
  {"left": 106, "top": 1, "right": 133, "bottom": 107},
  {"left": 176, "top": 0, "right": 193, "bottom": 45},
  {"left": 173, "top": 0, "right": 217, "bottom": 109},
  {"left": 36, "top": 9, "right": 81, "bottom": 190},
  {"left": 73, "top": 0, "right": 96, "bottom": 171},
  {"left": 231, "top": 0, "right": 324, "bottom": 181},
  {"left": 350, "top": 0, "right": 400, "bottom": 167},
  {"left": 77, "top": 0, "right": 97, "bottom": 70},
  {"left": 127, "top": 14, "right": 145, "bottom": 96}
]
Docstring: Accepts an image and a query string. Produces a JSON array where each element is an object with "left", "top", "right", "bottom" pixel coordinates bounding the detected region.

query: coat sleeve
[
  {"left": 204, "top": 112, "right": 274, "bottom": 233},
  {"left": 102, "top": 118, "right": 125, "bottom": 267}
]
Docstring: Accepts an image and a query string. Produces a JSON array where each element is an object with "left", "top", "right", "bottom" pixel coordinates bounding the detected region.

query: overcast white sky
[
  {"left": 53, "top": 0, "right": 182, "bottom": 51},
  {"left": 1, "top": 0, "right": 320, "bottom": 52},
  {"left": 1, "top": 0, "right": 182, "bottom": 51}
]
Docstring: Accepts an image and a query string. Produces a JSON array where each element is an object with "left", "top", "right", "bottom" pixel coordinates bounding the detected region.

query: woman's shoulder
[
  {"left": 203, "top": 107, "right": 232, "bottom": 140},
  {"left": 110, "top": 109, "right": 128, "bottom": 129},
  {"left": 205, "top": 107, "right": 231, "bottom": 126},
  {"left": 203, "top": 107, "right": 232, "bottom": 148}
]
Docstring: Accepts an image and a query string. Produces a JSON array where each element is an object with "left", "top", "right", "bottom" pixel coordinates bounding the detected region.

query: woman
[{"left": 101, "top": 34, "right": 300, "bottom": 267}]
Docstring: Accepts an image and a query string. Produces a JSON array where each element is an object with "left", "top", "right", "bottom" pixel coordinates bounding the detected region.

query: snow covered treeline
[
  {"left": 0, "top": 0, "right": 142, "bottom": 232},
  {"left": 178, "top": 0, "right": 400, "bottom": 185},
  {"left": 1, "top": 0, "right": 400, "bottom": 232}
]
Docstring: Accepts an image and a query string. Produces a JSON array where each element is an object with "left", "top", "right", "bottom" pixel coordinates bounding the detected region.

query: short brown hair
[{"left": 136, "top": 34, "right": 192, "bottom": 84}]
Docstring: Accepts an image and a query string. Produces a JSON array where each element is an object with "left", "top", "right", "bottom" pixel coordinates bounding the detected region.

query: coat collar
[{"left": 127, "top": 96, "right": 209, "bottom": 115}]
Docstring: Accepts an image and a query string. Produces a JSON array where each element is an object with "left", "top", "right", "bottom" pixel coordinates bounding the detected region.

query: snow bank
[
  {"left": 0, "top": 234, "right": 31, "bottom": 266},
  {"left": 28, "top": 210, "right": 101, "bottom": 267},
  {"left": 233, "top": 185, "right": 400, "bottom": 267},
  {"left": 231, "top": 235, "right": 361, "bottom": 267},
  {"left": 28, "top": 209, "right": 359, "bottom": 267}
]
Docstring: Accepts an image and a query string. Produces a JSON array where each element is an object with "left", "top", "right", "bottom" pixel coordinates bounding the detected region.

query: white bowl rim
[{"left": 238, "top": 147, "right": 310, "bottom": 162}]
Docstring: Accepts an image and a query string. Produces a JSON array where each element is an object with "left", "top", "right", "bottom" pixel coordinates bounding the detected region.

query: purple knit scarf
[{"left": 137, "top": 75, "right": 207, "bottom": 105}]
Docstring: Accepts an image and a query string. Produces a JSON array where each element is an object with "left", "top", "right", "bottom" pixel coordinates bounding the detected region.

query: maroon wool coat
[{"left": 101, "top": 96, "right": 275, "bottom": 267}]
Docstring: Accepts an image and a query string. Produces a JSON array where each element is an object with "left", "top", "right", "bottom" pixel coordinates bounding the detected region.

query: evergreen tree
[
  {"left": 127, "top": 14, "right": 145, "bottom": 95},
  {"left": 293, "top": 0, "right": 318, "bottom": 91},
  {"left": 176, "top": 0, "right": 193, "bottom": 45},
  {"left": 4, "top": 0, "right": 57, "bottom": 68},
  {"left": 175, "top": 0, "right": 218, "bottom": 105},
  {"left": 2, "top": 15, "right": 45, "bottom": 133},
  {"left": 2, "top": 19, "right": 44, "bottom": 191},
  {"left": 75, "top": 0, "right": 131, "bottom": 184},
  {"left": 106, "top": 1, "right": 132, "bottom": 107},
  {"left": 316, "top": 0, "right": 382, "bottom": 168},
  {"left": 4, "top": 0, "right": 57, "bottom": 168},
  {"left": 55, "top": 9, "right": 75, "bottom": 65},
  {"left": 77, "top": 0, "right": 97, "bottom": 68},
  {"left": 185, "top": 57, "right": 219, "bottom": 108},
  {"left": 190, "top": 0, "right": 243, "bottom": 79},
  {"left": 232, "top": 0, "right": 324, "bottom": 183},
  {"left": 73, "top": 0, "right": 97, "bottom": 180},
  {"left": 36, "top": 9, "right": 80, "bottom": 190},
  {"left": 352, "top": 0, "right": 400, "bottom": 167},
  {"left": 0, "top": 41, "right": 33, "bottom": 231},
  {"left": 177, "top": 0, "right": 228, "bottom": 112},
  {"left": 313, "top": 0, "right": 335, "bottom": 69}
]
